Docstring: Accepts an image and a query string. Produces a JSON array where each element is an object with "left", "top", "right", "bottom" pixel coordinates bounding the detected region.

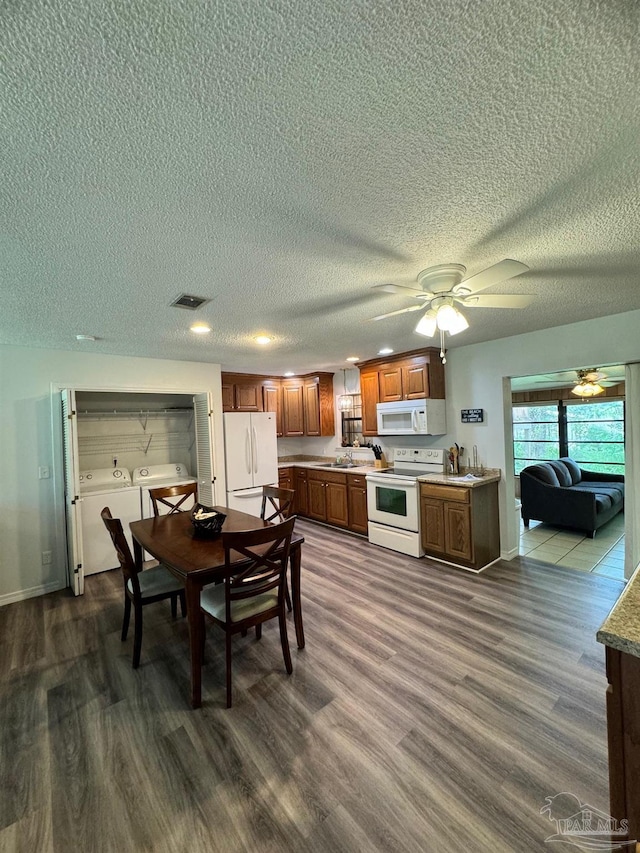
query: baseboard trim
[
  {"left": 501, "top": 546, "right": 519, "bottom": 562},
  {"left": 0, "top": 579, "right": 67, "bottom": 608}
]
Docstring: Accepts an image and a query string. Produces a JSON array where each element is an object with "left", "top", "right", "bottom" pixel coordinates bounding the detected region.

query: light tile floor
[{"left": 519, "top": 513, "right": 625, "bottom": 581}]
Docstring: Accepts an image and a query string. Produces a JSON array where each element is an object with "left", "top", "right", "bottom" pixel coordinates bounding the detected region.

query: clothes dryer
[
  {"left": 79, "top": 468, "right": 141, "bottom": 575},
  {"left": 132, "top": 463, "right": 198, "bottom": 519}
]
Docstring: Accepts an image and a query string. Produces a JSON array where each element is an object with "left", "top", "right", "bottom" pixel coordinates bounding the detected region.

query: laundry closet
[{"left": 62, "top": 388, "right": 216, "bottom": 595}]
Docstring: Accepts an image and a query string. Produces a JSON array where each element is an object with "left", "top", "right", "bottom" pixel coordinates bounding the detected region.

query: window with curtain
[{"left": 513, "top": 399, "right": 625, "bottom": 476}]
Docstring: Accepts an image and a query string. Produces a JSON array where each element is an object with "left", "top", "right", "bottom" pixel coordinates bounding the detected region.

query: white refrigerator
[{"left": 223, "top": 411, "right": 279, "bottom": 516}]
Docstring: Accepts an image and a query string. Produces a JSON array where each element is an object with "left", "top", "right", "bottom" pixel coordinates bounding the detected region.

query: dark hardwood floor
[{"left": 0, "top": 518, "right": 624, "bottom": 852}]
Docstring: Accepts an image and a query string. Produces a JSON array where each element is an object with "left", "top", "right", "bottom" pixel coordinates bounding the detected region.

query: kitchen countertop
[
  {"left": 597, "top": 566, "right": 637, "bottom": 657},
  {"left": 279, "top": 459, "right": 501, "bottom": 484},
  {"left": 279, "top": 459, "right": 375, "bottom": 474},
  {"left": 418, "top": 469, "right": 501, "bottom": 488}
]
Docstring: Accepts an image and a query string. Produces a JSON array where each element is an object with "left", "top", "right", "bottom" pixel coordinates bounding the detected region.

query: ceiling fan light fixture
[
  {"left": 440, "top": 305, "right": 468, "bottom": 335},
  {"left": 572, "top": 382, "right": 605, "bottom": 397},
  {"left": 414, "top": 310, "right": 437, "bottom": 338}
]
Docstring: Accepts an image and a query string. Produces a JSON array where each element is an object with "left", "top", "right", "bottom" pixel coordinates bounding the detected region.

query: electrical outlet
[
  {"left": 38, "top": 466, "right": 50, "bottom": 479},
  {"left": 42, "top": 550, "right": 52, "bottom": 565}
]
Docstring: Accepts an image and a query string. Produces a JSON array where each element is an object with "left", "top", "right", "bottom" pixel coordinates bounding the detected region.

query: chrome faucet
[{"left": 345, "top": 450, "right": 353, "bottom": 465}]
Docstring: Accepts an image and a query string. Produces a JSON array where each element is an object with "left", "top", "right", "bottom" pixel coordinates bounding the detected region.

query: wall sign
[{"left": 461, "top": 408, "right": 484, "bottom": 423}]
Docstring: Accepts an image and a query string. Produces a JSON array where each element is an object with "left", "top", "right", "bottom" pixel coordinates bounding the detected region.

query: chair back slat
[
  {"left": 101, "top": 507, "right": 141, "bottom": 596},
  {"left": 149, "top": 482, "right": 197, "bottom": 516},
  {"left": 260, "top": 486, "right": 295, "bottom": 523},
  {"left": 222, "top": 517, "right": 296, "bottom": 618}
]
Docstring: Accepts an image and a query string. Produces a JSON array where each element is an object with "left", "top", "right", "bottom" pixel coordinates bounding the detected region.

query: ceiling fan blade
[
  {"left": 370, "top": 304, "right": 425, "bottom": 321},
  {"left": 372, "top": 283, "right": 433, "bottom": 299},
  {"left": 461, "top": 294, "right": 534, "bottom": 309},
  {"left": 456, "top": 259, "right": 529, "bottom": 295}
]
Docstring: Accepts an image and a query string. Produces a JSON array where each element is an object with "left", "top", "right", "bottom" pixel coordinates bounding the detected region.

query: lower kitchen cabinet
[
  {"left": 278, "top": 467, "right": 293, "bottom": 492},
  {"left": 307, "top": 470, "right": 349, "bottom": 528},
  {"left": 294, "top": 468, "right": 308, "bottom": 516},
  {"left": 420, "top": 481, "right": 499, "bottom": 571},
  {"left": 347, "top": 473, "right": 368, "bottom": 534}
]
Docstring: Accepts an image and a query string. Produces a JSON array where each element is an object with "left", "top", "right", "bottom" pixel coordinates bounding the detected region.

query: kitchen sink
[{"left": 317, "top": 462, "right": 357, "bottom": 469}]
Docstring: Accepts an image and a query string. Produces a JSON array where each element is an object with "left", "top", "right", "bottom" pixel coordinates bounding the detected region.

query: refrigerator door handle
[
  {"left": 252, "top": 426, "right": 258, "bottom": 473},
  {"left": 245, "top": 428, "right": 252, "bottom": 474}
]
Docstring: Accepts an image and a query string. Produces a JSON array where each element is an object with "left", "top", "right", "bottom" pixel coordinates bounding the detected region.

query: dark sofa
[{"left": 520, "top": 457, "right": 624, "bottom": 538}]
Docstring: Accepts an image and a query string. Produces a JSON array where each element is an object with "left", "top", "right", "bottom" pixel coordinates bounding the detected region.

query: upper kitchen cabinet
[
  {"left": 358, "top": 348, "right": 445, "bottom": 436},
  {"left": 282, "top": 379, "right": 305, "bottom": 437},
  {"left": 303, "top": 374, "right": 335, "bottom": 436},
  {"left": 360, "top": 371, "right": 380, "bottom": 435},
  {"left": 221, "top": 373, "right": 264, "bottom": 412},
  {"left": 262, "top": 380, "right": 283, "bottom": 436},
  {"left": 222, "top": 371, "right": 334, "bottom": 438}
]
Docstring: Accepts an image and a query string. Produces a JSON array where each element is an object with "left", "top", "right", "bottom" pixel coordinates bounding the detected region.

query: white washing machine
[
  {"left": 79, "top": 468, "right": 141, "bottom": 575},
  {"left": 133, "top": 463, "right": 198, "bottom": 519}
]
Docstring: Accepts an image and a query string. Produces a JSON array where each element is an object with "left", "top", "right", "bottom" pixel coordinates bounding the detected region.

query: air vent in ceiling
[{"left": 170, "top": 293, "right": 210, "bottom": 310}]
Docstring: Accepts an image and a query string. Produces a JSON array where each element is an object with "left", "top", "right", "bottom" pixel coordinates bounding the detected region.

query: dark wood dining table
[{"left": 130, "top": 507, "right": 305, "bottom": 708}]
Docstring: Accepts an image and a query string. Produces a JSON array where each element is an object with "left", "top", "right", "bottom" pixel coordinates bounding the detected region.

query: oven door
[{"left": 366, "top": 474, "right": 419, "bottom": 532}]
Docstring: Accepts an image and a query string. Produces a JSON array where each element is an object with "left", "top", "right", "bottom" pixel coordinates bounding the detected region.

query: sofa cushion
[
  {"left": 526, "top": 463, "right": 560, "bottom": 487},
  {"left": 559, "top": 457, "right": 582, "bottom": 484},
  {"left": 549, "top": 460, "right": 573, "bottom": 487},
  {"left": 578, "top": 482, "right": 625, "bottom": 505}
]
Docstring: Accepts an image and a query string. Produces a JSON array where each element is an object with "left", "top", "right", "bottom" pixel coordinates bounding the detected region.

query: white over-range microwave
[{"left": 376, "top": 398, "right": 447, "bottom": 436}]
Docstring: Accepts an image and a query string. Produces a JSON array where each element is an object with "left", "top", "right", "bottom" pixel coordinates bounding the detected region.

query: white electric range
[{"left": 366, "top": 447, "right": 446, "bottom": 557}]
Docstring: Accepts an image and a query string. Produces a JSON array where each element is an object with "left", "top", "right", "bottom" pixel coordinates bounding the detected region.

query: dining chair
[
  {"left": 260, "top": 485, "right": 295, "bottom": 612},
  {"left": 200, "top": 516, "right": 296, "bottom": 708},
  {"left": 101, "top": 507, "right": 186, "bottom": 668},
  {"left": 149, "top": 482, "right": 198, "bottom": 516}
]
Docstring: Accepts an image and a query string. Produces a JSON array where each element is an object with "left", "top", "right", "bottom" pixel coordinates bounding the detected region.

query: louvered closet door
[
  {"left": 61, "top": 389, "right": 84, "bottom": 596},
  {"left": 194, "top": 392, "right": 216, "bottom": 506}
]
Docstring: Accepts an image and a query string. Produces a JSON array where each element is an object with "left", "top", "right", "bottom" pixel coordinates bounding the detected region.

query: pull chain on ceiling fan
[{"left": 370, "top": 259, "right": 532, "bottom": 363}]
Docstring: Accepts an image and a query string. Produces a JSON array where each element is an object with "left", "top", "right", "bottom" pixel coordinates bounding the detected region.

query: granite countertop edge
[
  {"left": 597, "top": 564, "right": 638, "bottom": 656},
  {"left": 278, "top": 458, "right": 501, "bottom": 485}
]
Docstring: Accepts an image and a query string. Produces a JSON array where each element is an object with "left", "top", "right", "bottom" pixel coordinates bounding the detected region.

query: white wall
[
  {"left": 444, "top": 309, "right": 640, "bottom": 560},
  {"left": 0, "top": 345, "right": 224, "bottom": 605}
]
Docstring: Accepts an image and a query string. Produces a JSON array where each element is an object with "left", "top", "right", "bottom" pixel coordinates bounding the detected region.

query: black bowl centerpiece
[{"left": 190, "top": 503, "right": 226, "bottom": 538}]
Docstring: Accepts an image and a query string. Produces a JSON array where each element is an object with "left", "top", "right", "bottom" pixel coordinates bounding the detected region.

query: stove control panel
[{"left": 392, "top": 447, "right": 446, "bottom": 464}]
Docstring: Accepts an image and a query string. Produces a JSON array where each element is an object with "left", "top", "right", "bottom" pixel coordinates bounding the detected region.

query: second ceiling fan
[{"left": 370, "top": 258, "right": 533, "bottom": 362}]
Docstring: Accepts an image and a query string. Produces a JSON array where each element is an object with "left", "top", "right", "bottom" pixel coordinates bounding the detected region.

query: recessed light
[
  {"left": 378, "top": 347, "right": 394, "bottom": 355},
  {"left": 76, "top": 334, "right": 96, "bottom": 342},
  {"left": 254, "top": 335, "right": 272, "bottom": 345},
  {"left": 190, "top": 322, "right": 211, "bottom": 334},
  {"left": 284, "top": 371, "right": 295, "bottom": 377},
  {"left": 346, "top": 356, "right": 360, "bottom": 362}
]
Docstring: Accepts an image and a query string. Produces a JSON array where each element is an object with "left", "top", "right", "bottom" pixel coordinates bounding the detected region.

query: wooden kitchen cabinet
[
  {"left": 222, "top": 371, "right": 334, "bottom": 437},
  {"left": 304, "top": 374, "right": 335, "bottom": 436},
  {"left": 282, "top": 380, "right": 305, "bottom": 436},
  {"left": 347, "top": 473, "right": 368, "bottom": 534},
  {"left": 379, "top": 366, "right": 404, "bottom": 402},
  {"left": 262, "top": 381, "right": 282, "bottom": 436},
  {"left": 360, "top": 371, "right": 380, "bottom": 436},
  {"left": 294, "top": 468, "right": 308, "bottom": 516},
  {"left": 420, "top": 481, "right": 499, "bottom": 571},
  {"left": 358, "top": 348, "right": 445, "bottom": 436},
  {"left": 307, "top": 474, "right": 327, "bottom": 521},
  {"left": 307, "top": 470, "right": 349, "bottom": 528},
  {"left": 221, "top": 373, "right": 264, "bottom": 413},
  {"left": 379, "top": 358, "right": 431, "bottom": 402},
  {"left": 278, "top": 467, "right": 293, "bottom": 492}
]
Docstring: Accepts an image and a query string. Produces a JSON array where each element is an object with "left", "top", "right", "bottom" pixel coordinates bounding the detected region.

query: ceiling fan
[
  {"left": 572, "top": 368, "right": 616, "bottom": 397},
  {"left": 370, "top": 259, "right": 532, "bottom": 363},
  {"left": 523, "top": 367, "right": 620, "bottom": 397}
]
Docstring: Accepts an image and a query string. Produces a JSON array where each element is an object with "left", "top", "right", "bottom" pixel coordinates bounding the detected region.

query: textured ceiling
[{"left": 1, "top": 0, "right": 639, "bottom": 374}]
